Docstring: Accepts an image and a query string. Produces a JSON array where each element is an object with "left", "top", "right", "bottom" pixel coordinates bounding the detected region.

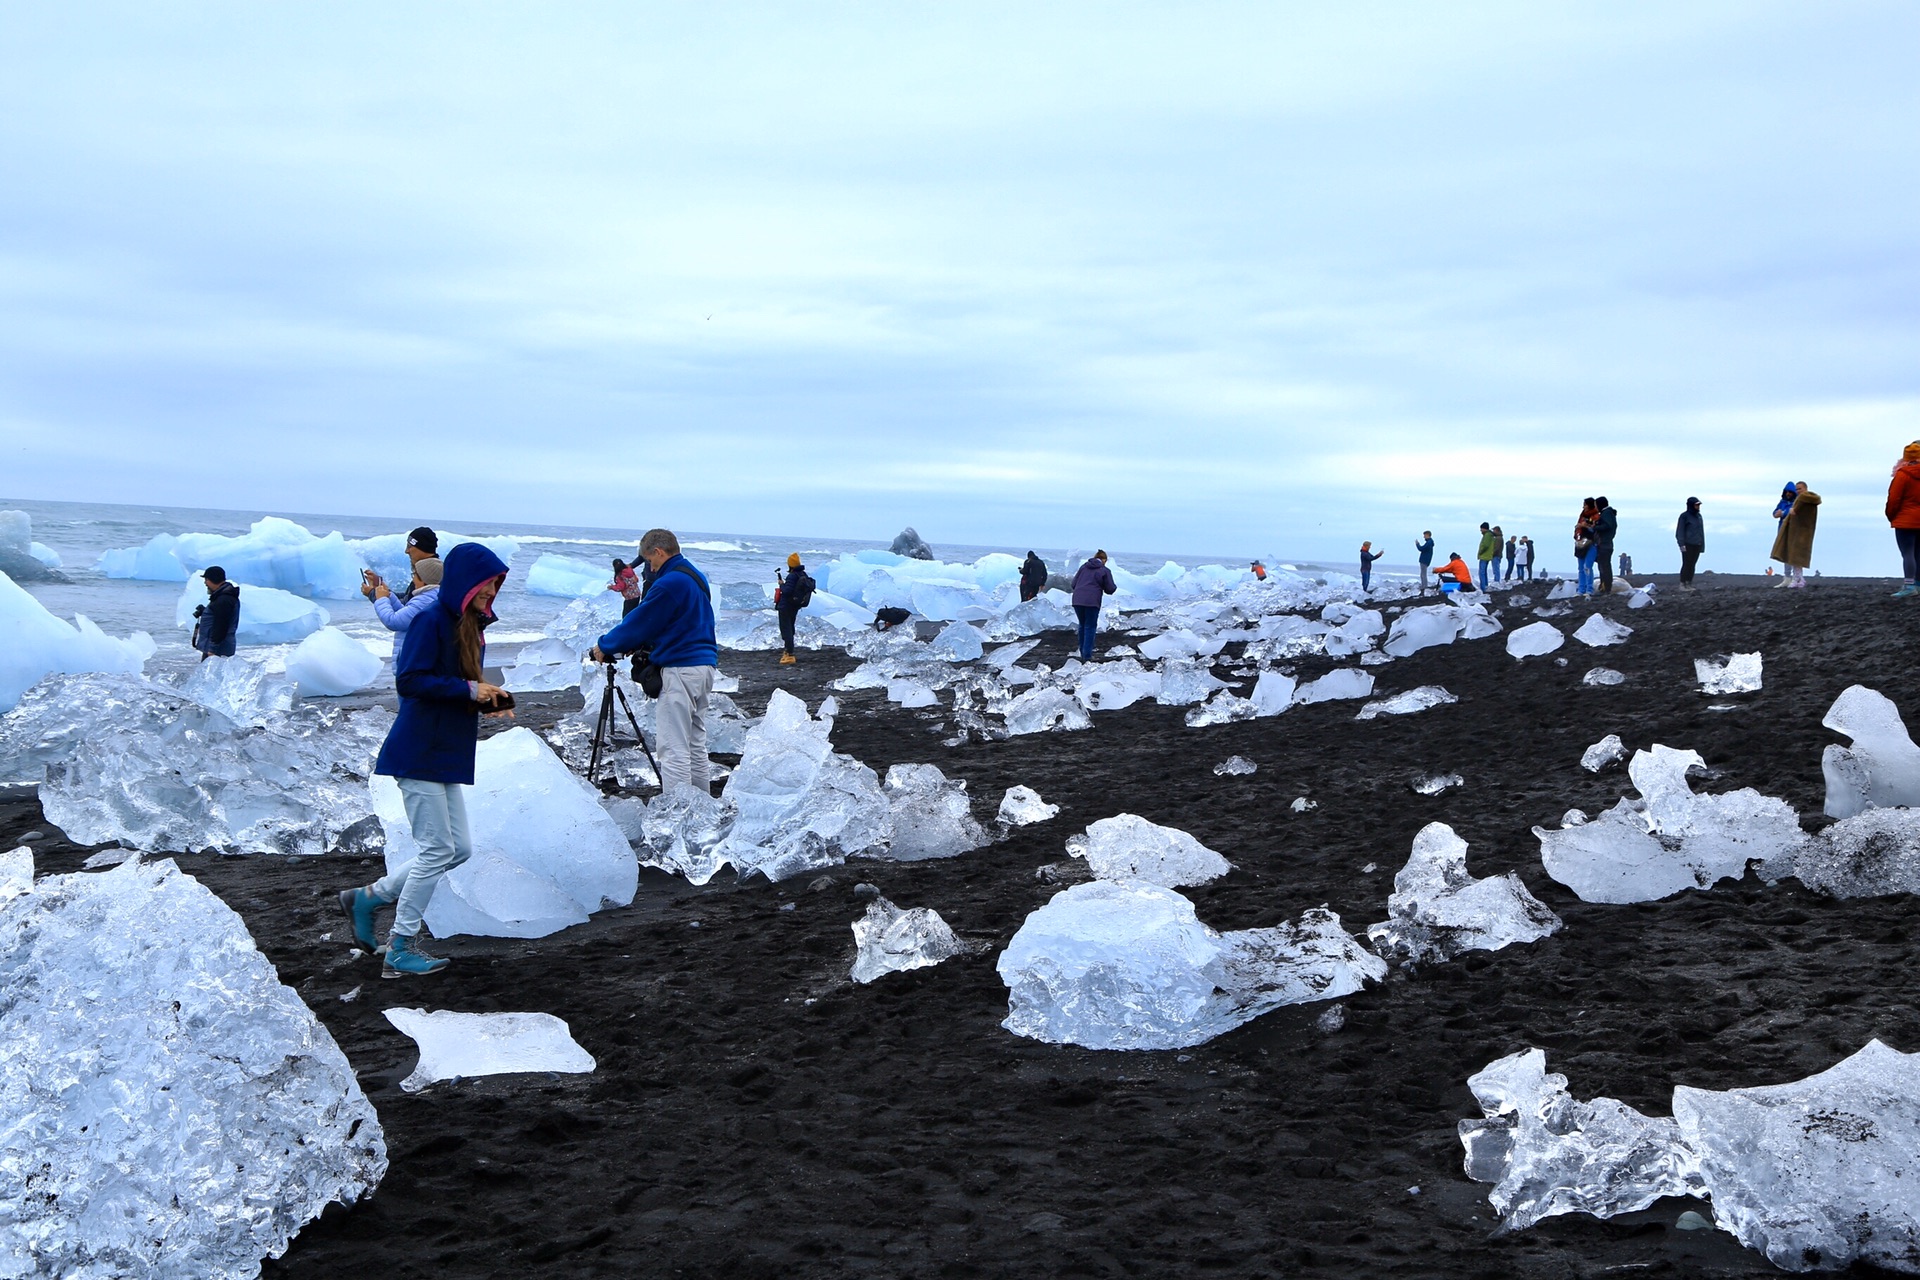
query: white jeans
[
  {"left": 369, "top": 779, "right": 473, "bottom": 938},
  {"left": 657, "top": 665, "right": 715, "bottom": 792}
]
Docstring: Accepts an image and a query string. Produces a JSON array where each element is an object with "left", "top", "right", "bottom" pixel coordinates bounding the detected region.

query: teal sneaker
[
  {"left": 382, "top": 933, "right": 450, "bottom": 979},
  {"left": 1893, "top": 585, "right": 1919, "bottom": 599},
  {"left": 337, "top": 886, "right": 381, "bottom": 949}
]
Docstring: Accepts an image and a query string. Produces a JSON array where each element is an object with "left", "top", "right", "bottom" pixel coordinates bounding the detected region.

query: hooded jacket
[
  {"left": 1770, "top": 489, "right": 1821, "bottom": 567},
  {"left": 374, "top": 542, "right": 509, "bottom": 785},
  {"left": 1476, "top": 529, "right": 1500, "bottom": 561},
  {"left": 1888, "top": 463, "right": 1920, "bottom": 530},
  {"left": 1416, "top": 537, "right": 1434, "bottom": 566},
  {"left": 195, "top": 581, "right": 241, "bottom": 656},
  {"left": 597, "top": 553, "right": 718, "bottom": 668},
  {"left": 1071, "top": 557, "right": 1117, "bottom": 607},
  {"left": 777, "top": 563, "right": 814, "bottom": 616},
  {"left": 373, "top": 584, "right": 441, "bottom": 657},
  {"left": 1019, "top": 552, "right": 1048, "bottom": 599},
  {"left": 1593, "top": 507, "right": 1618, "bottom": 545},
  {"left": 1676, "top": 505, "right": 1705, "bottom": 550}
]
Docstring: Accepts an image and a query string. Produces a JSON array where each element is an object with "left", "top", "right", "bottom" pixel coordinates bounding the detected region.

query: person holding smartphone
[{"left": 339, "top": 542, "right": 513, "bottom": 978}]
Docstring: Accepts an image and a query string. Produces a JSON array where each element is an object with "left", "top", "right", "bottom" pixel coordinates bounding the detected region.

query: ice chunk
[
  {"left": 890, "top": 527, "right": 936, "bottom": 560},
  {"left": 998, "top": 881, "right": 1383, "bottom": 1050},
  {"left": 0, "top": 846, "right": 31, "bottom": 901},
  {"left": 1506, "top": 621, "right": 1565, "bottom": 660},
  {"left": 1075, "top": 660, "right": 1161, "bottom": 711},
  {"left": 1545, "top": 579, "right": 1580, "bottom": 600},
  {"left": 502, "top": 636, "right": 586, "bottom": 692},
  {"left": 1154, "top": 657, "right": 1228, "bottom": 706},
  {"left": 0, "top": 858, "right": 385, "bottom": 1274},
  {"left": 373, "top": 727, "right": 637, "bottom": 936},
  {"left": 1295, "top": 667, "right": 1376, "bottom": 705},
  {"left": 1771, "top": 807, "right": 1920, "bottom": 897},
  {"left": 985, "top": 639, "right": 1040, "bottom": 669},
  {"left": 1382, "top": 605, "right": 1461, "bottom": 657},
  {"left": 1628, "top": 585, "right": 1656, "bottom": 609},
  {"left": 1535, "top": 744, "right": 1804, "bottom": 903},
  {"left": 720, "top": 580, "right": 770, "bottom": 610},
  {"left": 175, "top": 573, "right": 329, "bottom": 645},
  {"left": 1583, "top": 667, "right": 1626, "bottom": 687},
  {"left": 1411, "top": 772, "right": 1464, "bottom": 795},
  {"left": 928, "top": 620, "right": 985, "bottom": 661},
  {"left": 286, "top": 626, "right": 383, "bottom": 696},
  {"left": 1213, "top": 756, "right": 1257, "bottom": 776},
  {"left": 1184, "top": 692, "right": 1256, "bottom": 727},
  {"left": 1065, "top": 813, "right": 1231, "bottom": 887},
  {"left": 717, "top": 690, "right": 892, "bottom": 881},
  {"left": 633, "top": 785, "right": 737, "bottom": 885},
  {"left": 1695, "top": 652, "right": 1762, "bottom": 694},
  {"left": 1455, "top": 601, "right": 1504, "bottom": 640},
  {"left": 886, "top": 677, "right": 939, "bottom": 708},
  {"left": 1572, "top": 614, "right": 1633, "bottom": 647},
  {"left": 384, "top": 1008, "right": 595, "bottom": 1092},
  {"left": 540, "top": 590, "right": 625, "bottom": 655},
  {"left": 1249, "top": 669, "right": 1297, "bottom": 716},
  {"left": 523, "top": 553, "right": 609, "bottom": 597},
  {"left": 1325, "top": 609, "right": 1385, "bottom": 657},
  {"left": 0, "top": 571, "right": 155, "bottom": 711},
  {"left": 880, "top": 763, "right": 988, "bottom": 860},
  {"left": 850, "top": 896, "right": 966, "bottom": 983},
  {"left": 1821, "top": 685, "right": 1920, "bottom": 819},
  {"left": 1366, "top": 822, "right": 1560, "bottom": 964},
  {"left": 998, "top": 785, "right": 1059, "bottom": 826},
  {"left": 170, "top": 517, "right": 368, "bottom": 599},
  {"left": 96, "top": 531, "right": 191, "bottom": 582},
  {"left": 1355, "top": 685, "right": 1456, "bottom": 720},
  {"left": 983, "top": 594, "right": 1077, "bottom": 639},
  {"left": 1290, "top": 797, "right": 1317, "bottom": 813},
  {"left": 1581, "top": 734, "right": 1627, "bottom": 772},
  {"left": 179, "top": 648, "right": 297, "bottom": 725},
  {"left": 1004, "top": 687, "right": 1092, "bottom": 735}
]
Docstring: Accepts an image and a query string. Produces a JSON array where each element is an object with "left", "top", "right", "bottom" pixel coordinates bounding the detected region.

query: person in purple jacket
[
  {"left": 1070, "top": 551, "right": 1117, "bottom": 661},
  {"left": 364, "top": 556, "right": 442, "bottom": 656},
  {"left": 338, "top": 542, "right": 513, "bottom": 978}
]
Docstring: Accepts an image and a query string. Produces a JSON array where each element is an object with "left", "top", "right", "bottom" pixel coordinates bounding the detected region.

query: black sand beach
[{"left": 5, "top": 574, "right": 1914, "bottom": 1279}]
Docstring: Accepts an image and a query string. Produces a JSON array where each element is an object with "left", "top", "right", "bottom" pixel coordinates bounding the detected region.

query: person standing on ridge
[
  {"left": 1359, "top": 542, "right": 1382, "bottom": 592},
  {"left": 1886, "top": 443, "right": 1920, "bottom": 598},
  {"left": 1503, "top": 533, "right": 1518, "bottom": 581},
  {"left": 1573, "top": 499, "right": 1599, "bottom": 595},
  {"left": 191, "top": 566, "right": 240, "bottom": 661},
  {"left": 1019, "top": 551, "right": 1048, "bottom": 601},
  {"left": 1475, "top": 523, "right": 1500, "bottom": 591},
  {"left": 367, "top": 556, "right": 443, "bottom": 656},
  {"left": 1070, "top": 550, "right": 1116, "bottom": 661},
  {"left": 1415, "top": 531, "right": 1434, "bottom": 593},
  {"left": 608, "top": 558, "right": 642, "bottom": 617},
  {"left": 590, "top": 529, "right": 719, "bottom": 792},
  {"left": 1770, "top": 485, "right": 1797, "bottom": 588},
  {"left": 775, "top": 552, "right": 815, "bottom": 665},
  {"left": 1515, "top": 537, "right": 1534, "bottom": 581},
  {"left": 1675, "top": 499, "right": 1705, "bottom": 590},
  {"left": 337, "top": 542, "right": 514, "bottom": 978},
  {"left": 1593, "top": 498, "right": 1619, "bottom": 595},
  {"left": 1770, "top": 483, "right": 1821, "bottom": 589}
]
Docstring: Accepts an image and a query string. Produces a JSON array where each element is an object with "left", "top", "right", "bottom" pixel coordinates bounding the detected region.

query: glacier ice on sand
[
  {"left": 1580, "top": 734, "right": 1627, "bottom": 772},
  {"left": 1820, "top": 685, "right": 1920, "bottom": 819},
  {"left": 525, "top": 554, "right": 614, "bottom": 598},
  {"left": 1766, "top": 807, "right": 1920, "bottom": 898},
  {"left": 1213, "top": 755, "right": 1257, "bottom": 776},
  {"left": 1354, "top": 685, "right": 1455, "bottom": 720},
  {"left": 0, "top": 570, "right": 155, "bottom": 712},
  {"left": 1695, "top": 652, "right": 1763, "bottom": 695},
  {"left": 998, "top": 785, "right": 1059, "bottom": 825},
  {"left": 1065, "top": 813, "right": 1231, "bottom": 887},
  {"left": 1295, "top": 667, "right": 1375, "bottom": 705},
  {"left": 1505, "top": 621, "right": 1564, "bottom": 660},
  {"left": 1572, "top": 614, "right": 1633, "bottom": 647},
  {"left": 850, "top": 896, "right": 966, "bottom": 983},
  {"left": 716, "top": 690, "right": 892, "bottom": 881},
  {"left": 286, "top": 625, "right": 384, "bottom": 696},
  {"left": 880, "top": 763, "right": 988, "bottom": 861},
  {"left": 1366, "top": 823, "right": 1560, "bottom": 964},
  {"left": 385, "top": 1008, "right": 596, "bottom": 1092},
  {"left": 0, "top": 856, "right": 385, "bottom": 1278}
]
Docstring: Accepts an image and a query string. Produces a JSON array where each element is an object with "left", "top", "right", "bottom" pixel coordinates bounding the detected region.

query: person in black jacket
[
  {"left": 1019, "top": 551, "right": 1048, "bottom": 602},
  {"left": 1675, "top": 498, "right": 1705, "bottom": 589},
  {"left": 1593, "top": 497, "right": 1619, "bottom": 594},
  {"left": 776, "top": 553, "right": 815, "bottom": 665},
  {"left": 192, "top": 567, "right": 241, "bottom": 660}
]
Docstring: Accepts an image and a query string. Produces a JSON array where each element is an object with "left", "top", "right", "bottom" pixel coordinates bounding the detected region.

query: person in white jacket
[{"left": 365, "top": 557, "right": 443, "bottom": 656}]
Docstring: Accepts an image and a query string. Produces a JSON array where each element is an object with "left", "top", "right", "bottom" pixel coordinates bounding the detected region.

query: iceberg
[
  {"left": 1821, "top": 685, "right": 1920, "bottom": 819},
  {"left": 1213, "top": 755, "right": 1257, "bottom": 776},
  {"left": 880, "top": 763, "right": 988, "bottom": 860},
  {"left": 1355, "top": 685, "right": 1456, "bottom": 720},
  {"left": 1695, "top": 652, "right": 1763, "bottom": 694},
  {"left": 170, "top": 517, "right": 370, "bottom": 600},
  {"left": 0, "top": 569, "right": 156, "bottom": 712},
  {"left": 0, "top": 856, "right": 385, "bottom": 1277},
  {"left": 850, "top": 896, "right": 966, "bottom": 983},
  {"left": 0, "top": 511, "right": 62, "bottom": 582},
  {"left": 1506, "top": 621, "right": 1565, "bottom": 660},
  {"left": 525, "top": 553, "right": 611, "bottom": 598},
  {"left": 176, "top": 573, "right": 329, "bottom": 645},
  {"left": 1004, "top": 687, "right": 1092, "bottom": 735},
  {"left": 998, "top": 785, "right": 1059, "bottom": 826},
  {"left": 1572, "top": 614, "right": 1633, "bottom": 647},
  {"left": 385, "top": 1008, "right": 595, "bottom": 1092},
  {"left": 1365, "top": 823, "right": 1561, "bottom": 964},
  {"left": 96, "top": 531, "right": 191, "bottom": 582},
  {"left": 1535, "top": 744, "right": 1805, "bottom": 903},
  {"left": 1296, "top": 667, "right": 1376, "bottom": 705},
  {"left": 998, "top": 881, "right": 1384, "bottom": 1050},
  {"left": 286, "top": 626, "right": 383, "bottom": 697},
  {"left": 1580, "top": 734, "right": 1627, "bottom": 772},
  {"left": 1583, "top": 667, "right": 1626, "bottom": 687},
  {"left": 716, "top": 690, "right": 892, "bottom": 881},
  {"left": 373, "top": 727, "right": 638, "bottom": 937},
  {"left": 890, "top": 527, "right": 936, "bottom": 560},
  {"left": 1065, "top": 813, "right": 1231, "bottom": 887}
]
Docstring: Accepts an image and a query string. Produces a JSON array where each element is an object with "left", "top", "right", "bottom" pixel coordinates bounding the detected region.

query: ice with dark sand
[{"left": 5, "top": 574, "right": 1919, "bottom": 1278}]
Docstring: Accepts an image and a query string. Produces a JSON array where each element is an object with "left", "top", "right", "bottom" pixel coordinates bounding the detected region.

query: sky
[{"left": 0, "top": 2, "right": 1915, "bottom": 573}]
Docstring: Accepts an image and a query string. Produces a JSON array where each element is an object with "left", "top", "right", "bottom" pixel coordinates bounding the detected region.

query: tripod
[{"left": 587, "top": 661, "right": 662, "bottom": 787}]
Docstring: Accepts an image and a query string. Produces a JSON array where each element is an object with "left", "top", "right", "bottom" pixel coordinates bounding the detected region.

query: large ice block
[
  {"left": 1382, "top": 605, "right": 1462, "bottom": 657},
  {"left": 0, "top": 571, "right": 155, "bottom": 712},
  {"left": 1249, "top": 669, "right": 1297, "bottom": 716},
  {"left": 1365, "top": 822, "right": 1560, "bottom": 964},
  {"left": 850, "top": 896, "right": 966, "bottom": 983},
  {"left": 1154, "top": 658, "right": 1228, "bottom": 706},
  {"left": 1065, "top": 813, "right": 1231, "bottom": 887},
  {"left": 928, "top": 620, "right": 985, "bottom": 661},
  {"left": 541, "top": 591, "right": 626, "bottom": 655},
  {"left": 502, "top": 636, "right": 586, "bottom": 692},
  {"left": 175, "top": 573, "right": 329, "bottom": 645},
  {"left": 95, "top": 531, "right": 191, "bottom": 582},
  {"left": 1506, "top": 621, "right": 1565, "bottom": 660},
  {"left": 170, "top": 517, "right": 368, "bottom": 599},
  {"left": 384, "top": 1008, "right": 595, "bottom": 1092},
  {"left": 373, "top": 727, "right": 637, "bottom": 936},
  {"left": 998, "top": 881, "right": 1384, "bottom": 1050},
  {"left": 1354, "top": 685, "right": 1455, "bottom": 720},
  {"left": 1820, "top": 685, "right": 1920, "bottom": 820},
  {"left": 1572, "top": 614, "right": 1633, "bottom": 647},
  {"left": 1075, "top": 660, "right": 1161, "bottom": 711},
  {"left": 1695, "top": 652, "right": 1763, "bottom": 695},
  {"left": 1535, "top": 744, "right": 1804, "bottom": 903},
  {"left": 525, "top": 554, "right": 611, "bottom": 598},
  {"left": 633, "top": 784, "right": 737, "bottom": 885},
  {"left": 881, "top": 763, "right": 988, "bottom": 860},
  {"left": 286, "top": 626, "right": 383, "bottom": 696},
  {"left": 179, "top": 649, "right": 298, "bottom": 726},
  {"left": 0, "top": 857, "right": 385, "bottom": 1276},
  {"left": 717, "top": 690, "right": 892, "bottom": 881}
]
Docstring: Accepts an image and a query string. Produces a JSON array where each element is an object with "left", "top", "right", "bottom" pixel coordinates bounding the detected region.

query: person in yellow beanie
[{"left": 775, "top": 552, "right": 816, "bottom": 663}]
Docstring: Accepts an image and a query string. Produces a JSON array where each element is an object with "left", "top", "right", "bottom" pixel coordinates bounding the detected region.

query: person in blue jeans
[
  {"left": 1475, "top": 523, "right": 1501, "bottom": 591},
  {"left": 1359, "top": 542, "right": 1382, "bottom": 591},
  {"left": 1415, "top": 531, "right": 1434, "bottom": 593},
  {"left": 1070, "top": 551, "right": 1116, "bottom": 660},
  {"left": 338, "top": 542, "right": 514, "bottom": 978}
]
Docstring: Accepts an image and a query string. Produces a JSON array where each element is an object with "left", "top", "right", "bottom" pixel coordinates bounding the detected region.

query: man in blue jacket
[
  {"left": 589, "top": 529, "right": 718, "bottom": 794},
  {"left": 1415, "top": 532, "right": 1434, "bottom": 593}
]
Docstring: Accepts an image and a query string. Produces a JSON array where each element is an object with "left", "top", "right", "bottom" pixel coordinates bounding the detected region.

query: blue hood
[{"left": 437, "top": 542, "right": 510, "bottom": 620}]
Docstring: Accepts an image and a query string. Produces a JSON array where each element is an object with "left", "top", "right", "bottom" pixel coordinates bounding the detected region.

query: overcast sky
[{"left": 1, "top": 3, "right": 1914, "bottom": 572}]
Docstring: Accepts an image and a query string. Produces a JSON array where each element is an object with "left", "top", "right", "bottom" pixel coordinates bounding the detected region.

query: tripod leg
[
  {"left": 587, "top": 671, "right": 619, "bottom": 783},
  {"left": 610, "top": 683, "right": 663, "bottom": 784}
]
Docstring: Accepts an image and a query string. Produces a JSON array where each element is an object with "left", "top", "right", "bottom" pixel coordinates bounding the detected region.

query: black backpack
[{"left": 784, "top": 568, "right": 816, "bottom": 610}]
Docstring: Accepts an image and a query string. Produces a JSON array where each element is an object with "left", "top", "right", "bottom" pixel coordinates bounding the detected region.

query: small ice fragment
[
  {"left": 1582, "top": 668, "right": 1626, "bottom": 687},
  {"left": 1213, "top": 756, "right": 1257, "bottom": 777},
  {"left": 1184, "top": 692, "right": 1256, "bottom": 727},
  {"left": 1361, "top": 862, "right": 1378, "bottom": 873},
  {"left": 384, "top": 1008, "right": 596, "bottom": 1092},
  {"left": 1580, "top": 734, "right": 1627, "bottom": 772},
  {"left": 778, "top": 901, "right": 795, "bottom": 911},
  {"left": 1355, "top": 685, "right": 1456, "bottom": 720},
  {"left": 849, "top": 896, "right": 965, "bottom": 983},
  {"left": 1572, "top": 615, "right": 1633, "bottom": 647},
  {"left": 339, "top": 985, "right": 361, "bottom": 1003},
  {"left": 1411, "top": 773, "right": 1463, "bottom": 796},
  {"left": 1295, "top": 668, "right": 1376, "bottom": 705},
  {"left": 886, "top": 678, "right": 939, "bottom": 708},
  {"left": 81, "top": 848, "right": 136, "bottom": 869},
  {"left": 1366, "top": 822, "right": 1561, "bottom": 964},
  {"left": 1064, "top": 814, "right": 1230, "bottom": 887},
  {"left": 1675, "top": 1210, "right": 1712, "bottom": 1231},
  {"left": 1562, "top": 809, "right": 1588, "bottom": 827},
  {"left": 1316, "top": 1005, "right": 1346, "bottom": 1033},
  {"left": 1694, "top": 652, "right": 1762, "bottom": 695},
  {"left": 1820, "top": 685, "right": 1920, "bottom": 819},
  {"left": 0, "top": 846, "right": 30, "bottom": 899},
  {"left": 1291, "top": 797, "right": 1317, "bottom": 813},
  {"left": 1505, "top": 622, "right": 1565, "bottom": 661},
  {"left": 998, "top": 785, "right": 1060, "bottom": 826}
]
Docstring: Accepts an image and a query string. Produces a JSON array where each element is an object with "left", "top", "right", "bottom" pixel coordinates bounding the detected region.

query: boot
[
  {"left": 779, "top": 650, "right": 798, "bottom": 665},
  {"left": 382, "top": 932, "right": 450, "bottom": 978}
]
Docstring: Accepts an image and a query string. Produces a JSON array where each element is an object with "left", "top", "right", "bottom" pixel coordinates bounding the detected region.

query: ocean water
[{"left": 6, "top": 497, "right": 1336, "bottom": 679}]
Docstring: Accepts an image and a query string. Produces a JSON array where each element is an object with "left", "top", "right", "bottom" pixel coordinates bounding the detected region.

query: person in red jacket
[
  {"left": 1434, "top": 553, "right": 1473, "bottom": 592},
  {"left": 1887, "top": 442, "right": 1920, "bottom": 598}
]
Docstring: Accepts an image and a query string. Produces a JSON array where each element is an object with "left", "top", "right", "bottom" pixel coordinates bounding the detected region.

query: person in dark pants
[
  {"left": 1415, "top": 531, "right": 1434, "bottom": 592},
  {"left": 1888, "top": 443, "right": 1920, "bottom": 598},
  {"left": 776, "top": 553, "right": 815, "bottom": 665},
  {"left": 1359, "top": 542, "right": 1382, "bottom": 591},
  {"left": 609, "top": 558, "right": 642, "bottom": 616},
  {"left": 191, "top": 567, "right": 241, "bottom": 660},
  {"left": 1019, "top": 551, "right": 1048, "bottom": 602},
  {"left": 1503, "top": 535, "right": 1518, "bottom": 581},
  {"left": 1070, "top": 551, "right": 1116, "bottom": 661},
  {"left": 1675, "top": 498, "right": 1705, "bottom": 589},
  {"left": 1593, "top": 497, "right": 1619, "bottom": 594},
  {"left": 1475, "top": 523, "right": 1500, "bottom": 591}
]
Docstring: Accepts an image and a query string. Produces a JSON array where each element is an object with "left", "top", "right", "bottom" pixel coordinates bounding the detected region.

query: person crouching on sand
[
  {"left": 1771, "top": 482, "right": 1820, "bottom": 590},
  {"left": 1434, "top": 552, "right": 1472, "bottom": 593},
  {"left": 339, "top": 542, "right": 514, "bottom": 979},
  {"left": 1071, "top": 551, "right": 1116, "bottom": 661}
]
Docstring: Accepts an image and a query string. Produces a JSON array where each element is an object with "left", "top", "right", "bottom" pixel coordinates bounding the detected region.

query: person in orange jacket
[
  {"left": 1434, "top": 553, "right": 1473, "bottom": 591},
  {"left": 1888, "top": 441, "right": 1920, "bottom": 598}
]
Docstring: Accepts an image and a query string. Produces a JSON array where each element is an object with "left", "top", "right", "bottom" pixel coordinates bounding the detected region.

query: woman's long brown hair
[{"left": 456, "top": 583, "right": 496, "bottom": 681}]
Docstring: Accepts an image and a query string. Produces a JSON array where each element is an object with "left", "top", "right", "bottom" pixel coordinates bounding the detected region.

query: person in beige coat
[{"left": 1770, "top": 482, "right": 1820, "bottom": 589}]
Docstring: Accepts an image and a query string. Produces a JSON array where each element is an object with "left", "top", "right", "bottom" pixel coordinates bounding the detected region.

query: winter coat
[
  {"left": 1070, "top": 557, "right": 1117, "bottom": 607},
  {"left": 609, "top": 566, "right": 641, "bottom": 600},
  {"left": 1360, "top": 549, "right": 1382, "bottom": 568},
  {"left": 1593, "top": 508, "right": 1618, "bottom": 546},
  {"left": 1676, "top": 508, "right": 1705, "bottom": 550},
  {"left": 1416, "top": 537, "right": 1434, "bottom": 566},
  {"left": 194, "top": 581, "right": 240, "bottom": 657},
  {"left": 1019, "top": 553, "right": 1048, "bottom": 599},
  {"left": 597, "top": 554, "right": 718, "bottom": 668},
  {"left": 1476, "top": 530, "right": 1500, "bottom": 561},
  {"left": 1504, "top": 538, "right": 1517, "bottom": 561},
  {"left": 1516, "top": 541, "right": 1533, "bottom": 566},
  {"left": 1436, "top": 557, "right": 1472, "bottom": 585},
  {"left": 373, "top": 584, "right": 440, "bottom": 656},
  {"left": 374, "top": 542, "right": 510, "bottom": 786},
  {"left": 1770, "top": 490, "right": 1821, "bottom": 567},
  {"left": 777, "top": 565, "right": 815, "bottom": 616},
  {"left": 1888, "top": 465, "right": 1920, "bottom": 530}
]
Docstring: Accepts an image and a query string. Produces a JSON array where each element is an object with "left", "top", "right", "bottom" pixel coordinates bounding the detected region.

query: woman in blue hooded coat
[{"left": 339, "top": 542, "right": 513, "bottom": 978}]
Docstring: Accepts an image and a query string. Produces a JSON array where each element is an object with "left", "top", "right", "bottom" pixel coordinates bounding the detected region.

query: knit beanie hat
[
  {"left": 415, "top": 557, "right": 444, "bottom": 585},
  {"left": 787, "top": 552, "right": 802, "bottom": 568},
  {"left": 1905, "top": 442, "right": 1920, "bottom": 463}
]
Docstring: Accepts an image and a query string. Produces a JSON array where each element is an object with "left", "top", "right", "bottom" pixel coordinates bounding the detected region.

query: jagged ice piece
[
  {"left": 1366, "top": 822, "right": 1560, "bottom": 964},
  {"left": 384, "top": 1008, "right": 595, "bottom": 1092},
  {"left": 1821, "top": 685, "right": 1920, "bottom": 820},
  {"left": 1064, "top": 813, "right": 1230, "bottom": 887},
  {"left": 850, "top": 896, "right": 966, "bottom": 983},
  {"left": 998, "top": 785, "right": 1059, "bottom": 826}
]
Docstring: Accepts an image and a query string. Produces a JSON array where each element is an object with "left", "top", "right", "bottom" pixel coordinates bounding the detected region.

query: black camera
[{"left": 192, "top": 605, "right": 206, "bottom": 618}]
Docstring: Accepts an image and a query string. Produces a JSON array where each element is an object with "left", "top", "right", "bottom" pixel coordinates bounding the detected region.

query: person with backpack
[
  {"left": 1019, "top": 551, "right": 1048, "bottom": 601},
  {"left": 191, "top": 566, "right": 241, "bottom": 660},
  {"left": 337, "top": 542, "right": 514, "bottom": 978},
  {"left": 1070, "top": 551, "right": 1117, "bottom": 661},
  {"left": 775, "top": 552, "right": 815, "bottom": 665},
  {"left": 589, "top": 530, "right": 719, "bottom": 794},
  {"left": 608, "top": 558, "right": 642, "bottom": 616},
  {"left": 1359, "top": 542, "right": 1382, "bottom": 592}
]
